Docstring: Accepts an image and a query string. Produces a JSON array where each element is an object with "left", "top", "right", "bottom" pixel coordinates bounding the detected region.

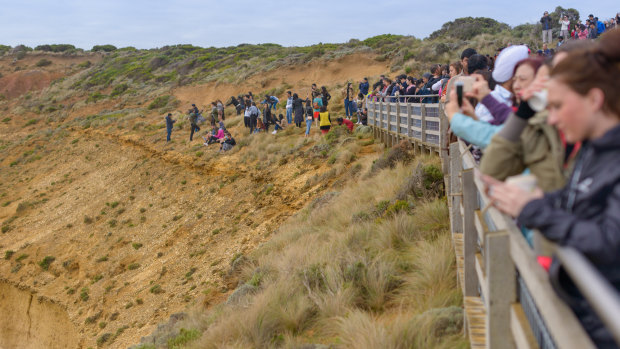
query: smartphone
[{"left": 456, "top": 82, "right": 464, "bottom": 108}]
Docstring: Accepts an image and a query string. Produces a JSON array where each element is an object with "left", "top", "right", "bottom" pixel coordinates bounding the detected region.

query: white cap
[{"left": 492, "top": 45, "right": 530, "bottom": 83}]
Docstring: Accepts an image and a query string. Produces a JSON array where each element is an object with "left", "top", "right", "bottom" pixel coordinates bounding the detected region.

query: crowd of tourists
[
  {"left": 437, "top": 29, "right": 620, "bottom": 348},
  {"left": 541, "top": 10, "right": 619, "bottom": 44}
]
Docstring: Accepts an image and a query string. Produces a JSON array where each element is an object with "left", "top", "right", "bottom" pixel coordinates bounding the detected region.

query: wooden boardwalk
[
  {"left": 465, "top": 296, "right": 487, "bottom": 349},
  {"left": 453, "top": 232, "right": 487, "bottom": 348}
]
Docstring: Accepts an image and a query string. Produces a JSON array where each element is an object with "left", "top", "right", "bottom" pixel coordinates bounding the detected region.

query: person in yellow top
[{"left": 318, "top": 106, "right": 331, "bottom": 135}]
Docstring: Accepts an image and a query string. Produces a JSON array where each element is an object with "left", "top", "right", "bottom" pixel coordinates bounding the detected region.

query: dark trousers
[
  {"left": 244, "top": 117, "right": 250, "bottom": 128},
  {"left": 166, "top": 127, "right": 172, "bottom": 142},
  {"left": 249, "top": 116, "right": 257, "bottom": 134},
  {"left": 190, "top": 124, "right": 200, "bottom": 141},
  {"left": 344, "top": 98, "right": 352, "bottom": 117}
]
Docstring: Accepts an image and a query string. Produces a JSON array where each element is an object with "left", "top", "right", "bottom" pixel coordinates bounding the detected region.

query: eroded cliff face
[{"left": 0, "top": 281, "right": 80, "bottom": 349}]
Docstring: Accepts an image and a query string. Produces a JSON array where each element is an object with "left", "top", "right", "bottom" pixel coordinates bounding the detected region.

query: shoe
[
  {"left": 272, "top": 130, "right": 277, "bottom": 135},
  {"left": 203, "top": 142, "right": 208, "bottom": 146}
]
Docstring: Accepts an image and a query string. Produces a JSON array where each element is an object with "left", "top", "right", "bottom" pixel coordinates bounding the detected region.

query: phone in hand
[{"left": 456, "top": 82, "right": 464, "bottom": 108}]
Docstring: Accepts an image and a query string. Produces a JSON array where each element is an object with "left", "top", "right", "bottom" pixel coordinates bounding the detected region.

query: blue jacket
[
  {"left": 450, "top": 113, "right": 502, "bottom": 149},
  {"left": 165, "top": 115, "right": 175, "bottom": 129},
  {"left": 359, "top": 82, "right": 369, "bottom": 95},
  {"left": 597, "top": 21, "right": 605, "bottom": 34},
  {"left": 540, "top": 15, "right": 552, "bottom": 30}
]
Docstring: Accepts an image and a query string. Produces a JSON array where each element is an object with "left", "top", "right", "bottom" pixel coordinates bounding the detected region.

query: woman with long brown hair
[{"left": 484, "top": 30, "right": 620, "bottom": 348}]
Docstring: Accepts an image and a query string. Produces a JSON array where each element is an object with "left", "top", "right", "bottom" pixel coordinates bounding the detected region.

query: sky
[{"left": 0, "top": 0, "right": 618, "bottom": 49}]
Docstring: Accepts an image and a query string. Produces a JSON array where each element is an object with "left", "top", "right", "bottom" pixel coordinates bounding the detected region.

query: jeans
[
  {"left": 344, "top": 99, "right": 351, "bottom": 117},
  {"left": 305, "top": 119, "right": 313, "bottom": 135},
  {"left": 166, "top": 128, "right": 172, "bottom": 142},
  {"left": 190, "top": 124, "right": 200, "bottom": 141},
  {"left": 275, "top": 123, "right": 283, "bottom": 131},
  {"left": 542, "top": 29, "right": 552, "bottom": 43},
  {"left": 286, "top": 108, "right": 293, "bottom": 123}
]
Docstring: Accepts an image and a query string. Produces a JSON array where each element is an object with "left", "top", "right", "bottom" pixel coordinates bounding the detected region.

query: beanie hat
[{"left": 492, "top": 45, "right": 529, "bottom": 83}]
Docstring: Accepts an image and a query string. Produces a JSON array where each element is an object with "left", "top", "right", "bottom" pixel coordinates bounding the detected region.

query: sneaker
[
  {"left": 203, "top": 142, "right": 208, "bottom": 146},
  {"left": 272, "top": 130, "right": 277, "bottom": 135}
]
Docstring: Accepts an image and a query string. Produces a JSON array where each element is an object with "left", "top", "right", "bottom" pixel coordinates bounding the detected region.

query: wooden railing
[
  {"left": 368, "top": 98, "right": 620, "bottom": 349},
  {"left": 366, "top": 96, "right": 447, "bottom": 155}
]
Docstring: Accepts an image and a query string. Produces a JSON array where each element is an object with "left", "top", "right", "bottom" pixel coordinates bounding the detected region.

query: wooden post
[
  {"left": 449, "top": 142, "right": 462, "bottom": 235},
  {"left": 461, "top": 169, "right": 479, "bottom": 297},
  {"left": 421, "top": 104, "right": 427, "bottom": 144},
  {"left": 407, "top": 102, "right": 412, "bottom": 143},
  {"left": 486, "top": 230, "right": 516, "bottom": 349},
  {"left": 439, "top": 103, "right": 450, "bottom": 174}
]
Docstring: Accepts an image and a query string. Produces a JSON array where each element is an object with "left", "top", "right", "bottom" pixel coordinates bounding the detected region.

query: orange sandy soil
[{"left": 0, "top": 52, "right": 386, "bottom": 348}]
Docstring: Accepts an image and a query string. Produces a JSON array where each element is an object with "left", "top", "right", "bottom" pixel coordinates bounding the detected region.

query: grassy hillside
[
  {"left": 0, "top": 13, "right": 580, "bottom": 348},
  {"left": 132, "top": 149, "right": 464, "bottom": 349}
]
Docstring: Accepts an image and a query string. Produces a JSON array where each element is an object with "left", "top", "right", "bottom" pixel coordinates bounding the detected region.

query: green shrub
[
  {"left": 38, "top": 256, "right": 55, "bottom": 270},
  {"left": 77, "top": 60, "right": 92, "bottom": 69},
  {"left": 147, "top": 95, "right": 171, "bottom": 110},
  {"left": 24, "top": 119, "right": 38, "bottom": 127},
  {"left": 110, "top": 83, "right": 129, "bottom": 97},
  {"left": 92, "top": 44, "right": 117, "bottom": 52},
  {"left": 35, "top": 59, "right": 52, "bottom": 67},
  {"left": 4, "top": 250, "right": 14, "bottom": 260},
  {"left": 80, "top": 287, "right": 89, "bottom": 301},
  {"left": 96, "top": 332, "right": 112, "bottom": 346},
  {"left": 132, "top": 242, "right": 143, "bottom": 250},
  {"left": 86, "top": 91, "right": 106, "bottom": 103},
  {"left": 128, "top": 263, "right": 140, "bottom": 270},
  {"left": 167, "top": 328, "right": 200, "bottom": 348},
  {"left": 150, "top": 284, "right": 163, "bottom": 294},
  {"left": 16, "top": 254, "right": 28, "bottom": 262}
]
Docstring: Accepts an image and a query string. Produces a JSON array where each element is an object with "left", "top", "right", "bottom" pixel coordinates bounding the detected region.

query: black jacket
[
  {"left": 540, "top": 15, "right": 552, "bottom": 30},
  {"left": 519, "top": 124, "right": 620, "bottom": 348},
  {"left": 293, "top": 98, "right": 304, "bottom": 124}
]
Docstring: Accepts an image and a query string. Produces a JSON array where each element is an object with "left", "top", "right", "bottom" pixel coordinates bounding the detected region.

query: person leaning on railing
[
  {"left": 482, "top": 29, "right": 620, "bottom": 348},
  {"left": 444, "top": 54, "right": 542, "bottom": 150},
  {"left": 479, "top": 40, "right": 598, "bottom": 194}
]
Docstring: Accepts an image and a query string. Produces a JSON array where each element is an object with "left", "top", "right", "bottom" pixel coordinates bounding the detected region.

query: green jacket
[
  {"left": 480, "top": 111, "right": 566, "bottom": 192},
  {"left": 189, "top": 113, "right": 198, "bottom": 125}
]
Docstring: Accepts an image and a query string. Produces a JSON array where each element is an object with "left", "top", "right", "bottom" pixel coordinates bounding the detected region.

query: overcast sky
[{"left": 1, "top": 1, "right": 618, "bottom": 49}]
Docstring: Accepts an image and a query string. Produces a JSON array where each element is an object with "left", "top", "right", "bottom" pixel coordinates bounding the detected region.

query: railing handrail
[
  {"left": 556, "top": 247, "right": 620, "bottom": 345},
  {"left": 369, "top": 98, "right": 620, "bottom": 348}
]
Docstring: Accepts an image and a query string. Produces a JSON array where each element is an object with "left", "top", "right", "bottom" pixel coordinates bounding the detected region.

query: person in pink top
[{"left": 203, "top": 126, "right": 225, "bottom": 146}]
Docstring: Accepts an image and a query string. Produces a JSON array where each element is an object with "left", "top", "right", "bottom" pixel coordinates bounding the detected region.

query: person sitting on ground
[
  {"left": 359, "top": 108, "right": 368, "bottom": 126},
  {"left": 337, "top": 117, "right": 354, "bottom": 132},
  {"left": 272, "top": 114, "right": 285, "bottom": 134},
  {"left": 318, "top": 106, "right": 331, "bottom": 135},
  {"left": 218, "top": 132, "right": 236, "bottom": 152},
  {"left": 203, "top": 125, "right": 225, "bottom": 145}
]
